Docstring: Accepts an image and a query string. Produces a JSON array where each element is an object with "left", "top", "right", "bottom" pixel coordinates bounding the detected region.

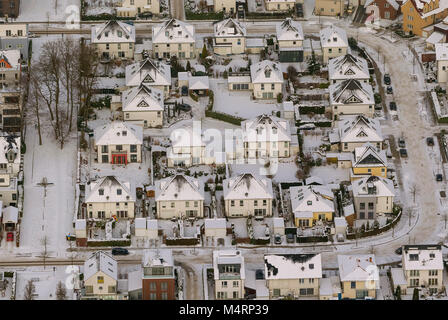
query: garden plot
[
  {"left": 301, "top": 129, "right": 330, "bottom": 156},
  {"left": 309, "top": 165, "right": 350, "bottom": 184},
  {"left": 231, "top": 218, "right": 248, "bottom": 239},
  {"left": 210, "top": 80, "right": 280, "bottom": 119}
]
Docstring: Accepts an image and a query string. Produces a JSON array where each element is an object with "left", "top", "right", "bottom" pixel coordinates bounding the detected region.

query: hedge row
[
  {"left": 82, "top": 13, "right": 136, "bottom": 21},
  {"left": 185, "top": 10, "right": 224, "bottom": 20},
  {"left": 87, "top": 239, "right": 131, "bottom": 247},
  {"left": 250, "top": 238, "right": 270, "bottom": 245},
  {"left": 165, "top": 238, "right": 199, "bottom": 245},
  {"left": 296, "top": 235, "right": 328, "bottom": 243},
  {"left": 246, "top": 12, "right": 290, "bottom": 19},
  {"left": 298, "top": 106, "right": 326, "bottom": 114},
  {"left": 205, "top": 110, "right": 243, "bottom": 125}
]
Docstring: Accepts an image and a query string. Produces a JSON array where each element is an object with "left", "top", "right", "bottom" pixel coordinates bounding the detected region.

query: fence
[{"left": 346, "top": 209, "right": 402, "bottom": 240}]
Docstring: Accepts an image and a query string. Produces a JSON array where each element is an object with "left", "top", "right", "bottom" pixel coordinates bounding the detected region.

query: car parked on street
[
  {"left": 395, "top": 247, "right": 402, "bottom": 255},
  {"left": 386, "top": 86, "right": 393, "bottom": 94},
  {"left": 274, "top": 234, "right": 282, "bottom": 244},
  {"left": 436, "top": 174, "right": 443, "bottom": 182},
  {"left": 177, "top": 103, "right": 192, "bottom": 112},
  {"left": 384, "top": 73, "right": 391, "bottom": 85},
  {"left": 427, "top": 137, "right": 435, "bottom": 146},
  {"left": 398, "top": 138, "right": 406, "bottom": 148},
  {"left": 6, "top": 232, "right": 14, "bottom": 242},
  {"left": 112, "top": 248, "right": 129, "bottom": 256},
  {"left": 399, "top": 148, "right": 408, "bottom": 158},
  {"left": 389, "top": 101, "right": 397, "bottom": 111},
  {"left": 286, "top": 233, "right": 295, "bottom": 243}
]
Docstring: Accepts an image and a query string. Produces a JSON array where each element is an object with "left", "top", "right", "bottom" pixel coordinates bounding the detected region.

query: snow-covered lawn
[
  {"left": 18, "top": 0, "right": 80, "bottom": 22},
  {"left": 210, "top": 80, "right": 280, "bottom": 119}
]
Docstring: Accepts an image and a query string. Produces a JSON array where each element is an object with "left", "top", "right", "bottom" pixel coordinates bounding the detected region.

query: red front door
[{"left": 111, "top": 154, "right": 127, "bottom": 165}]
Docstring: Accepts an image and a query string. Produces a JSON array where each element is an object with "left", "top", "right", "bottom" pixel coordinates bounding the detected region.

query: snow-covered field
[{"left": 18, "top": 0, "right": 80, "bottom": 22}]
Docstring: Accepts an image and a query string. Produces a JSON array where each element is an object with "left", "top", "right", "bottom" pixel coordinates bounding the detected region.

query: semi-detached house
[
  {"left": 152, "top": 19, "right": 196, "bottom": 60},
  {"left": 91, "top": 20, "right": 136, "bottom": 60}
]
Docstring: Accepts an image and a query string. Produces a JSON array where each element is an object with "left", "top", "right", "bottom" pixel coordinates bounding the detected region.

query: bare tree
[
  {"left": 410, "top": 184, "right": 418, "bottom": 204},
  {"left": 41, "top": 236, "right": 49, "bottom": 270},
  {"left": 443, "top": 212, "right": 448, "bottom": 229},
  {"left": 56, "top": 281, "right": 67, "bottom": 300},
  {"left": 23, "top": 280, "right": 35, "bottom": 300},
  {"left": 29, "top": 76, "right": 43, "bottom": 145}
]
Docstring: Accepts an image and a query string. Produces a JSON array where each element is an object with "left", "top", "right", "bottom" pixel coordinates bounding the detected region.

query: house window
[
  {"left": 273, "top": 289, "right": 280, "bottom": 297},
  {"left": 161, "top": 282, "right": 168, "bottom": 291},
  {"left": 410, "top": 279, "right": 419, "bottom": 286},
  {"left": 117, "top": 189, "right": 122, "bottom": 195},
  {"left": 171, "top": 202, "right": 175, "bottom": 208},
  {"left": 102, "top": 155, "right": 109, "bottom": 163},
  {"left": 233, "top": 281, "right": 239, "bottom": 288},
  {"left": 240, "top": 200, "right": 244, "bottom": 206},
  {"left": 194, "top": 201, "right": 198, "bottom": 207},
  {"left": 99, "top": 189, "right": 104, "bottom": 196},
  {"left": 350, "top": 281, "right": 356, "bottom": 289},
  {"left": 410, "top": 270, "right": 419, "bottom": 277},
  {"left": 429, "top": 270, "right": 438, "bottom": 276},
  {"left": 102, "top": 145, "right": 108, "bottom": 153},
  {"left": 231, "top": 200, "right": 235, "bottom": 207},
  {"left": 97, "top": 276, "right": 104, "bottom": 284},
  {"left": 116, "top": 145, "right": 123, "bottom": 151},
  {"left": 254, "top": 200, "right": 258, "bottom": 206},
  {"left": 161, "top": 292, "right": 168, "bottom": 300},
  {"left": 261, "top": 84, "right": 264, "bottom": 90},
  {"left": 263, "top": 200, "right": 267, "bottom": 206},
  {"left": 233, "top": 291, "right": 239, "bottom": 299},
  {"left": 271, "top": 84, "right": 275, "bottom": 90},
  {"left": 131, "top": 154, "right": 137, "bottom": 162},
  {"left": 149, "top": 293, "right": 157, "bottom": 300},
  {"left": 222, "top": 281, "right": 228, "bottom": 288},
  {"left": 130, "top": 145, "right": 137, "bottom": 152}
]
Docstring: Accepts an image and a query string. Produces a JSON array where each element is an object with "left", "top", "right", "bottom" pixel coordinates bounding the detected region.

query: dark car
[
  {"left": 389, "top": 102, "right": 397, "bottom": 111},
  {"left": 399, "top": 148, "right": 408, "bottom": 158},
  {"left": 427, "top": 137, "right": 435, "bottom": 146},
  {"left": 177, "top": 103, "right": 192, "bottom": 112},
  {"left": 384, "top": 73, "right": 391, "bottom": 85},
  {"left": 436, "top": 174, "right": 443, "bottom": 182},
  {"left": 374, "top": 104, "right": 383, "bottom": 111},
  {"left": 112, "top": 248, "right": 129, "bottom": 256},
  {"left": 286, "top": 233, "right": 295, "bottom": 243},
  {"left": 395, "top": 247, "right": 402, "bottom": 255},
  {"left": 386, "top": 86, "right": 393, "bottom": 94},
  {"left": 398, "top": 138, "right": 406, "bottom": 148},
  {"left": 274, "top": 234, "right": 282, "bottom": 244}
]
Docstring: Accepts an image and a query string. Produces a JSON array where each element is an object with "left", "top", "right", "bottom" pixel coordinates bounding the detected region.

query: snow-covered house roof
[
  {"left": 365, "top": 0, "right": 400, "bottom": 10},
  {"left": 352, "top": 176, "right": 394, "bottom": 198},
  {"left": 436, "top": 43, "right": 448, "bottom": 61},
  {"left": 305, "top": 176, "right": 324, "bottom": 185},
  {"left": 250, "top": 60, "right": 284, "bottom": 84},
  {"left": 223, "top": 173, "right": 274, "bottom": 201},
  {"left": 125, "top": 58, "right": 171, "bottom": 87},
  {"left": 330, "top": 79, "right": 374, "bottom": 106},
  {"left": 152, "top": 19, "right": 195, "bottom": 44},
  {"left": 337, "top": 254, "right": 379, "bottom": 282},
  {"left": 122, "top": 84, "right": 164, "bottom": 112},
  {"left": 86, "top": 176, "right": 135, "bottom": 203},
  {"left": 290, "top": 185, "right": 335, "bottom": 218},
  {"left": 402, "top": 244, "right": 443, "bottom": 271},
  {"left": 84, "top": 251, "right": 118, "bottom": 282},
  {"left": 143, "top": 249, "right": 174, "bottom": 268},
  {"left": 91, "top": 20, "right": 135, "bottom": 44},
  {"left": 213, "top": 250, "right": 245, "bottom": 281},
  {"left": 276, "top": 18, "right": 303, "bottom": 42},
  {"left": 404, "top": 0, "right": 448, "bottom": 18},
  {"left": 328, "top": 54, "right": 369, "bottom": 82},
  {"left": 155, "top": 174, "right": 204, "bottom": 202},
  {"left": 352, "top": 143, "right": 387, "bottom": 168},
  {"left": 214, "top": 18, "right": 246, "bottom": 38},
  {"left": 2, "top": 206, "right": 17, "bottom": 224},
  {"left": 94, "top": 122, "right": 143, "bottom": 146},
  {"left": 337, "top": 115, "right": 383, "bottom": 145},
  {"left": 0, "top": 50, "right": 20, "bottom": 71},
  {"left": 169, "top": 125, "right": 206, "bottom": 148},
  {"left": 241, "top": 114, "right": 292, "bottom": 143},
  {"left": 264, "top": 254, "right": 322, "bottom": 280},
  {"left": 0, "top": 135, "right": 20, "bottom": 165},
  {"left": 189, "top": 76, "right": 209, "bottom": 90},
  {"left": 320, "top": 25, "right": 348, "bottom": 49}
]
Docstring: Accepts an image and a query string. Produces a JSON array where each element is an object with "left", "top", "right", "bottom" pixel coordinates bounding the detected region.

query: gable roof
[
  {"left": 155, "top": 174, "right": 204, "bottom": 202},
  {"left": 402, "top": 244, "right": 443, "bottom": 271},
  {"left": 214, "top": 18, "right": 246, "bottom": 37},
  {"left": 320, "top": 25, "right": 348, "bottom": 48},
  {"left": 290, "top": 185, "right": 335, "bottom": 217},
  {"left": 352, "top": 176, "right": 395, "bottom": 197},
  {"left": 365, "top": 0, "right": 400, "bottom": 10},
  {"left": 94, "top": 122, "right": 143, "bottom": 146},
  {"left": 265, "top": 254, "right": 322, "bottom": 280},
  {"left": 338, "top": 115, "right": 383, "bottom": 144},
  {"left": 0, "top": 134, "right": 20, "bottom": 165},
  {"left": 250, "top": 60, "right": 283, "bottom": 84},
  {"left": 352, "top": 143, "right": 387, "bottom": 167},
  {"left": 0, "top": 50, "right": 20, "bottom": 70},
  {"left": 338, "top": 254, "right": 379, "bottom": 282},
  {"left": 241, "top": 114, "right": 291, "bottom": 143},
  {"left": 152, "top": 19, "right": 195, "bottom": 44},
  {"left": 122, "top": 84, "right": 164, "bottom": 112},
  {"left": 84, "top": 251, "right": 118, "bottom": 281},
  {"left": 86, "top": 176, "right": 135, "bottom": 203},
  {"left": 91, "top": 20, "right": 135, "bottom": 44},
  {"left": 276, "top": 18, "right": 304, "bottom": 41},
  {"left": 125, "top": 58, "right": 171, "bottom": 87},
  {"left": 330, "top": 79, "right": 374, "bottom": 105},
  {"left": 223, "top": 173, "right": 273, "bottom": 200},
  {"left": 328, "top": 54, "right": 370, "bottom": 81}
]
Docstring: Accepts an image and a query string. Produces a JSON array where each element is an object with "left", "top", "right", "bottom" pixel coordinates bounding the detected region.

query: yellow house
[
  {"left": 320, "top": 25, "right": 348, "bottom": 64},
  {"left": 402, "top": 0, "right": 448, "bottom": 36},
  {"left": 350, "top": 143, "right": 387, "bottom": 181},
  {"left": 214, "top": 0, "right": 236, "bottom": 13},
  {"left": 290, "top": 185, "right": 335, "bottom": 228},
  {"left": 223, "top": 173, "right": 274, "bottom": 218},
  {"left": 117, "top": 0, "right": 160, "bottom": 17},
  {"left": 122, "top": 84, "right": 164, "bottom": 128},
  {"left": 125, "top": 58, "right": 171, "bottom": 98},
  {"left": 83, "top": 252, "right": 120, "bottom": 300},
  {"left": 213, "top": 18, "right": 246, "bottom": 55},
  {"left": 315, "top": 0, "right": 344, "bottom": 16},
  {"left": 91, "top": 20, "right": 135, "bottom": 60},
  {"left": 265, "top": 254, "right": 322, "bottom": 299},
  {"left": 155, "top": 174, "right": 205, "bottom": 219},
  {"left": 152, "top": 19, "right": 196, "bottom": 60},
  {"left": 93, "top": 122, "right": 143, "bottom": 164},
  {"left": 250, "top": 60, "right": 284, "bottom": 99},
  {"left": 85, "top": 176, "right": 136, "bottom": 220},
  {"left": 265, "top": 0, "right": 296, "bottom": 11},
  {"left": 338, "top": 254, "right": 379, "bottom": 299}
]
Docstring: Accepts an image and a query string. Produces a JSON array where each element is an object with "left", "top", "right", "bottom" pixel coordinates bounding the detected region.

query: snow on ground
[
  {"left": 210, "top": 79, "right": 280, "bottom": 119},
  {"left": 18, "top": 0, "right": 80, "bottom": 22},
  {"left": 310, "top": 165, "right": 349, "bottom": 184}
]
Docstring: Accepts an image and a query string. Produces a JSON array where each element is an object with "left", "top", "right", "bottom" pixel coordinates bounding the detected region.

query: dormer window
[
  {"left": 307, "top": 200, "right": 312, "bottom": 205},
  {"left": 99, "top": 189, "right": 104, "bottom": 196},
  {"left": 409, "top": 254, "right": 419, "bottom": 261},
  {"left": 265, "top": 69, "right": 271, "bottom": 78},
  {"left": 105, "top": 31, "right": 109, "bottom": 37},
  {"left": 333, "top": 37, "right": 337, "bottom": 41},
  {"left": 309, "top": 264, "right": 314, "bottom": 269},
  {"left": 117, "top": 31, "right": 122, "bottom": 37},
  {"left": 117, "top": 189, "right": 122, "bottom": 195},
  {"left": 122, "top": 131, "right": 127, "bottom": 136},
  {"left": 165, "top": 31, "right": 169, "bottom": 37}
]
